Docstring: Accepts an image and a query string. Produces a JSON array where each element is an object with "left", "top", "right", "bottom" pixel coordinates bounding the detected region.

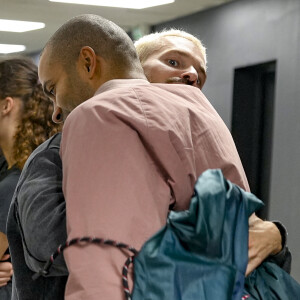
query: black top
[
  {"left": 6, "top": 134, "right": 68, "bottom": 300},
  {"left": 0, "top": 157, "right": 21, "bottom": 235},
  {"left": 0, "top": 156, "right": 21, "bottom": 300}
]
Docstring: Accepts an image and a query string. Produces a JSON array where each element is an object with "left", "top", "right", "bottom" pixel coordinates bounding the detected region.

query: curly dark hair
[{"left": 0, "top": 57, "right": 62, "bottom": 169}]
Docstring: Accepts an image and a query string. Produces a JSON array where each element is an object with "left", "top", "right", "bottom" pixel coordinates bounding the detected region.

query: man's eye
[
  {"left": 49, "top": 87, "right": 55, "bottom": 96},
  {"left": 168, "top": 59, "right": 179, "bottom": 67}
]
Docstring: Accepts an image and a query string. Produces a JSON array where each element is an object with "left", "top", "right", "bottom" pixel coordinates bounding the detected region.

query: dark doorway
[{"left": 231, "top": 61, "right": 276, "bottom": 219}]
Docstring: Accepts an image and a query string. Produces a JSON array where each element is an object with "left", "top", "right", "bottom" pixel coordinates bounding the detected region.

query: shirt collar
[{"left": 94, "top": 79, "right": 150, "bottom": 95}]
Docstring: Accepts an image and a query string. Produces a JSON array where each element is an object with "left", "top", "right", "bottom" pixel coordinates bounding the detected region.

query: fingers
[
  {"left": 247, "top": 220, "right": 282, "bottom": 276},
  {"left": 0, "top": 275, "right": 11, "bottom": 286},
  {"left": 0, "top": 262, "right": 13, "bottom": 272},
  {"left": 0, "top": 262, "right": 12, "bottom": 286},
  {"left": 0, "top": 261, "right": 13, "bottom": 286},
  {"left": 248, "top": 244, "right": 258, "bottom": 260},
  {"left": 246, "top": 248, "right": 264, "bottom": 275},
  {"left": 247, "top": 240, "right": 265, "bottom": 276},
  {"left": 0, "top": 254, "right": 10, "bottom": 261},
  {"left": 246, "top": 261, "right": 255, "bottom": 276}
]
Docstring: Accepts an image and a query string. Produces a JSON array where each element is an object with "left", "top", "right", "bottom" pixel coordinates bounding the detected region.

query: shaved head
[
  {"left": 38, "top": 14, "right": 146, "bottom": 123},
  {"left": 43, "top": 14, "right": 143, "bottom": 74}
]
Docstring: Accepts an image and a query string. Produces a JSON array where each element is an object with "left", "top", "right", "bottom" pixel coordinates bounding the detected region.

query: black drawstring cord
[{"left": 32, "top": 236, "right": 138, "bottom": 300}]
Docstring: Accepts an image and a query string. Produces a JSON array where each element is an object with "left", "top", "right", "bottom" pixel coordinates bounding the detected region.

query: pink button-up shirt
[{"left": 61, "top": 79, "right": 249, "bottom": 299}]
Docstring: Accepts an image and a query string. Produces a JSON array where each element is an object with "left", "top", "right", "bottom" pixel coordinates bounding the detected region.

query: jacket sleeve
[
  {"left": 267, "top": 221, "right": 292, "bottom": 273},
  {"left": 16, "top": 148, "right": 68, "bottom": 276}
]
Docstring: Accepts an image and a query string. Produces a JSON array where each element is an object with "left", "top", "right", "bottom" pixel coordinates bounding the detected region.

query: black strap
[{"left": 32, "top": 236, "right": 138, "bottom": 300}]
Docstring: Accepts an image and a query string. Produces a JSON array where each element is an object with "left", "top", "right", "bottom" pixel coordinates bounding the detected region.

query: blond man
[{"left": 134, "top": 29, "right": 290, "bottom": 275}]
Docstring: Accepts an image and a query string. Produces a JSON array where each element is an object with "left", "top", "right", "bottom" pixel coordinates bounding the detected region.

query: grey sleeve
[{"left": 16, "top": 148, "right": 68, "bottom": 276}]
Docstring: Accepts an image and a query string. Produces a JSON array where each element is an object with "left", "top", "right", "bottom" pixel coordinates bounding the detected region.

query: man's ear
[
  {"left": 0, "top": 97, "right": 14, "bottom": 116},
  {"left": 78, "top": 46, "right": 97, "bottom": 79}
]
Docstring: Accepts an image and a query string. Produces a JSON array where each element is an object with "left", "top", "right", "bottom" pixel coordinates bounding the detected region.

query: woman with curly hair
[{"left": 0, "top": 57, "right": 62, "bottom": 299}]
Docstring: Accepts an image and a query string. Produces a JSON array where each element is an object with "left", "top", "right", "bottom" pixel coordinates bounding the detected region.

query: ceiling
[{"left": 0, "top": 0, "right": 234, "bottom": 55}]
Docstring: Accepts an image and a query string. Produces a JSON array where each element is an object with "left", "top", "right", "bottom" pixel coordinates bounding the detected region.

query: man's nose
[
  {"left": 180, "top": 67, "right": 199, "bottom": 86},
  {"left": 52, "top": 106, "right": 63, "bottom": 123}
]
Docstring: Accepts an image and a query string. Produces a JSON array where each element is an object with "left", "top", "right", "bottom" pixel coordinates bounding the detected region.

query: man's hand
[
  {"left": 246, "top": 214, "right": 282, "bottom": 276},
  {"left": 0, "top": 254, "right": 13, "bottom": 287}
]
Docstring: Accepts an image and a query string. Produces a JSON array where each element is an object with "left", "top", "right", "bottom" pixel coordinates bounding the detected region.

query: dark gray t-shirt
[
  {"left": 6, "top": 134, "right": 68, "bottom": 300},
  {"left": 0, "top": 156, "right": 21, "bottom": 300},
  {"left": 0, "top": 157, "right": 20, "bottom": 234}
]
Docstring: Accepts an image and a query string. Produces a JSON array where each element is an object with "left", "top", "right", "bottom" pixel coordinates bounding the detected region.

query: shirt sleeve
[
  {"left": 16, "top": 148, "right": 68, "bottom": 276},
  {"left": 61, "top": 103, "right": 172, "bottom": 300},
  {"left": 267, "top": 221, "right": 292, "bottom": 273}
]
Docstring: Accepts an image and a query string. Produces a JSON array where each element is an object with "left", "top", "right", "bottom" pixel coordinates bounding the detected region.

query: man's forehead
[
  {"left": 39, "top": 47, "right": 55, "bottom": 68},
  {"left": 39, "top": 48, "right": 50, "bottom": 71},
  {"left": 160, "top": 36, "right": 197, "bottom": 52},
  {"left": 38, "top": 48, "right": 59, "bottom": 82},
  {"left": 160, "top": 36, "right": 204, "bottom": 62}
]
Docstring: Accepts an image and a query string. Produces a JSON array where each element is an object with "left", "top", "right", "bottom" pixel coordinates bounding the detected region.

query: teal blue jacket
[{"left": 132, "top": 169, "right": 300, "bottom": 299}]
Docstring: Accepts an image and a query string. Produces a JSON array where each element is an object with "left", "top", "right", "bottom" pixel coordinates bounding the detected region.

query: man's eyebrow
[{"left": 164, "top": 49, "right": 190, "bottom": 58}]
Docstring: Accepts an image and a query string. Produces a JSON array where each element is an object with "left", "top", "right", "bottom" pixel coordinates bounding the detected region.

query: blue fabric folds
[
  {"left": 244, "top": 261, "right": 300, "bottom": 299},
  {"left": 132, "top": 169, "right": 263, "bottom": 300}
]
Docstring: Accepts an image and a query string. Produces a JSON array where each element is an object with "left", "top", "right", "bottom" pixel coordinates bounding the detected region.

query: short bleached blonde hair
[{"left": 134, "top": 29, "right": 207, "bottom": 72}]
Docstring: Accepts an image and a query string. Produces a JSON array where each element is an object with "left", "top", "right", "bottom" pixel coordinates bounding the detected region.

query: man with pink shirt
[{"left": 36, "top": 15, "right": 287, "bottom": 299}]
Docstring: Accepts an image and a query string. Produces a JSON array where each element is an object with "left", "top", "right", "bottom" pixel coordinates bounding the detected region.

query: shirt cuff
[
  {"left": 272, "top": 220, "right": 287, "bottom": 250},
  {"left": 268, "top": 221, "right": 292, "bottom": 274}
]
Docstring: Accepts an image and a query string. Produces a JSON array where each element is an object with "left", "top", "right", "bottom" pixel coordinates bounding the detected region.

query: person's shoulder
[
  {"left": 66, "top": 82, "right": 207, "bottom": 123},
  {"left": 137, "top": 83, "right": 206, "bottom": 103},
  {"left": 46, "top": 132, "right": 62, "bottom": 148},
  {"left": 67, "top": 83, "right": 147, "bottom": 119},
  {"left": 159, "top": 83, "right": 206, "bottom": 97},
  {"left": 22, "top": 133, "right": 62, "bottom": 169},
  {"left": 34, "top": 133, "right": 61, "bottom": 153}
]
